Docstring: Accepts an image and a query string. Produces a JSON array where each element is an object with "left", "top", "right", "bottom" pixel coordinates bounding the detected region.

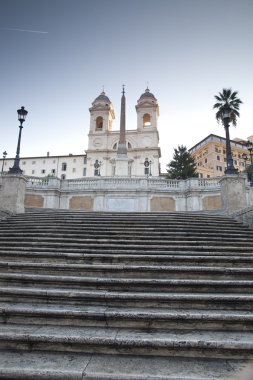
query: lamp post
[
  {"left": 222, "top": 108, "right": 238, "bottom": 175},
  {"left": 9, "top": 106, "right": 28, "bottom": 174},
  {"left": 1, "top": 151, "right": 7, "bottom": 174}
]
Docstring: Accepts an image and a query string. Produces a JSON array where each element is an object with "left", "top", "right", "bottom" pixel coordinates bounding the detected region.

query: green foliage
[
  {"left": 166, "top": 145, "right": 198, "bottom": 180},
  {"left": 213, "top": 88, "right": 242, "bottom": 126}
]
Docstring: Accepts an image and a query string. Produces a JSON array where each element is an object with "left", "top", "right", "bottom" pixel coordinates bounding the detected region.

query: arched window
[
  {"left": 96, "top": 116, "right": 103, "bottom": 131},
  {"left": 143, "top": 113, "right": 151, "bottom": 127},
  {"left": 128, "top": 142, "right": 132, "bottom": 149},
  {"left": 113, "top": 142, "right": 118, "bottom": 150}
]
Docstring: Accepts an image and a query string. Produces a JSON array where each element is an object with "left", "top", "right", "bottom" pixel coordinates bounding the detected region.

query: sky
[{"left": 1, "top": 0, "right": 253, "bottom": 172}]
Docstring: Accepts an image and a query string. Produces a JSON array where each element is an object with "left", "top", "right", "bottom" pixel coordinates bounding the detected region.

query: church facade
[
  {"left": 1, "top": 88, "right": 161, "bottom": 179},
  {"left": 86, "top": 88, "right": 161, "bottom": 177}
]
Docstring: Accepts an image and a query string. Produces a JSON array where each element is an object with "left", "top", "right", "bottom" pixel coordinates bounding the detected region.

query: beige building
[{"left": 189, "top": 134, "right": 253, "bottom": 178}]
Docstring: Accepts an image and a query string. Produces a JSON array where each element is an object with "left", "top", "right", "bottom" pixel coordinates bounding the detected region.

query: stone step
[
  {"left": 1, "top": 273, "right": 253, "bottom": 293},
  {"left": 0, "top": 350, "right": 248, "bottom": 380},
  {"left": 0, "top": 287, "right": 252, "bottom": 310},
  {"left": 1, "top": 261, "right": 253, "bottom": 279},
  {"left": 1, "top": 303, "right": 253, "bottom": 331},
  {"left": 0, "top": 241, "right": 252, "bottom": 252},
  {"left": 1, "top": 231, "right": 253, "bottom": 243},
  {"left": 0, "top": 324, "right": 253, "bottom": 359},
  {"left": 1, "top": 251, "right": 253, "bottom": 267}
]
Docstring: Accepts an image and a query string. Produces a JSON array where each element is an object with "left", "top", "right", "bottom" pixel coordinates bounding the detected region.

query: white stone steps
[
  {"left": 1, "top": 261, "right": 253, "bottom": 280},
  {"left": 1, "top": 303, "right": 253, "bottom": 331},
  {"left": 0, "top": 287, "right": 252, "bottom": 310},
  {"left": 1, "top": 273, "right": 253, "bottom": 293},
  {"left": 0, "top": 324, "right": 253, "bottom": 359},
  {"left": 0, "top": 240, "right": 252, "bottom": 252},
  {"left": 1, "top": 251, "right": 253, "bottom": 267},
  {"left": 0, "top": 350, "right": 247, "bottom": 380},
  {"left": 0, "top": 233, "right": 252, "bottom": 245}
]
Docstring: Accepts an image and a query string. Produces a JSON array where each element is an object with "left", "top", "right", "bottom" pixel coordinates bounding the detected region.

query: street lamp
[
  {"left": 9, "top": 106, "right": 28, "bottom": 174},
  {"left": 1, "top": 151, "right": 7, "bottom": 174},
  {"left": 222, "top": 107, "right": 238, "bottom": 175}
]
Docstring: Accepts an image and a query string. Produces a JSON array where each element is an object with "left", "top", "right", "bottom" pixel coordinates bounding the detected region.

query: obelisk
[{"left": 114, "top": 85, "right": 133, "bottom": 176}]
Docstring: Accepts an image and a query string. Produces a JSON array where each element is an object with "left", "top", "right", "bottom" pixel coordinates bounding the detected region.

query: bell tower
[
  {"left": 89, "top": 91, "right": 115, "bottom": 134},
  {"left": 136, "top": 87, "right": 159, "bottom": 131}
]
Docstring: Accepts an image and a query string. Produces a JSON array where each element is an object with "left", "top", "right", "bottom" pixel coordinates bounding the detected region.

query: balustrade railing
[{"left": 26, "top": 176, "right": 221, "bottom": 191}]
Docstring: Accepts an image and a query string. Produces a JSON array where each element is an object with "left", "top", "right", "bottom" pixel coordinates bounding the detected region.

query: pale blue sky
[{"left": 1, "top": 0, "right": 253, "bottom": 171}]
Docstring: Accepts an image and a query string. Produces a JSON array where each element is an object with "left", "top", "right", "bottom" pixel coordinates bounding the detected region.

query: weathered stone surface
[
  {"left": 25, "top": 194, "right": 44, "bottom": 208},
  {"left": 69, "top": 196, "right": 93, "bottom": 210},
  {"left": 203, "top": 195, "right": 221, "bottom": 210},
  {"left": 150, "top": 196, "right": 176, "bottom": 211}
]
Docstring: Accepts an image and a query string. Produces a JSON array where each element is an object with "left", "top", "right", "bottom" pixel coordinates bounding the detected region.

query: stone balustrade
[{"left": 26, "top": 176, "right": 221, "bottom": 192}]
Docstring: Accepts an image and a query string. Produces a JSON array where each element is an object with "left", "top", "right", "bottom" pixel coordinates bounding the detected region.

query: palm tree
[
  {"left": 213, "top": 88, "right": 243, "bottom": 174},
  {"left": 213, "top": 88, "right": 242, "bottom": 126}
]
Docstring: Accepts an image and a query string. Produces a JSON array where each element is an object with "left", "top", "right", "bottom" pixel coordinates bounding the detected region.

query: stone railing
[{"left": 25, "top": 176, "right": 221, "bottom": 191}]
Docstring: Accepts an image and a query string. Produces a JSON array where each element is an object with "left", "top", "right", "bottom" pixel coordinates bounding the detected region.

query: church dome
[
  {"left": 139, "top": 87, "right": 157, "bottom": 101},
  {"left": 93, "top": 91, "right": 111, "bottom": 104}
]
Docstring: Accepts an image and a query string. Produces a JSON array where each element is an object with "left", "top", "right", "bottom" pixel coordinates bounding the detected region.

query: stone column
[
  {"left": 0, "top": 174, "right": 27, "bottom": 214},
  {"left": 219, "top": 174, "right": 246, "bottom": 214}
]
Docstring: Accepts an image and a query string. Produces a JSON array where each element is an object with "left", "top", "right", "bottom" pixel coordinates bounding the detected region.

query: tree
[
  {"left": 213, "top": 88, "right": 242, "bottom": 126},
  {"left": 166, "top": 145, "right": 198, "bottom": 179}
]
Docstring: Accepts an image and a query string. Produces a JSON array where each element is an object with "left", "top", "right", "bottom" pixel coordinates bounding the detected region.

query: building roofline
[
  {"left": 189, "top": 133, "right": 247, "bottom": 152},
  {"left": 1, "top": 153, "right": 86, "bottom": 161}
]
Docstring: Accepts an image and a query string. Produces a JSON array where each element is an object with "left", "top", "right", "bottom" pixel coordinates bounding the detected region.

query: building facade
[
  {"left": 1, "top": 88, "right": 161, "bottom": 179},
  {"left": 189, "top": 134, "right": 253, "bottom": 178}
]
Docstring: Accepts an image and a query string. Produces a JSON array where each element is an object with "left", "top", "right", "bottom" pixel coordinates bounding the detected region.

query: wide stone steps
[
  {"left": 0, "top": 350, "right": 248, "bottom": 380},
  {"left": 0, "top": 210, "right": 252, "bottom": 378},
  {"left": 1, "top": 303, "right": 253, "bottom": 331},
  {"left": 1, "top": 273, "right": 253, "bottom": 293},
  {"left": 0, "top": 324, "right": 253, "bottom": 359},
  {"left": 1, "top": 261, "right": 253, "bottom": 279},
  {"left": 1, "top": 287, "right": 253, "bottom": 310}
]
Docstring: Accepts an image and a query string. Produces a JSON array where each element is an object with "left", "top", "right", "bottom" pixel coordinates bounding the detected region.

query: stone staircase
[{"left": 0, "top": 209, "right": 252, "bottom": 379}]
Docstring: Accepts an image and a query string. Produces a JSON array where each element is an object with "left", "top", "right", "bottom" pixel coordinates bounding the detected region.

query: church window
[
  {"left": 96, "top": 116, "right": 103, "bottom": 131},
  {"left": 143, "top": 113, "right": 151, "bottom": 127},
  {"left": 62, "top": 162, "right": 67, "bottom": 171}
]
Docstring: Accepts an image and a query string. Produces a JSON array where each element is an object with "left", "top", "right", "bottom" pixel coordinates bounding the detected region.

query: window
[
  {"left": 96, "top": 116, "right": 103, "bottom": 131},
  {"left": 73, "top": 158, "right": 76, "bottom": 163},
  {"left": 217, "top": 155, "right": 220, "bottom": 161},
  {"left": 205, "top": 158, "right": 207, "bottom": 163},
  {"left": 83, "top": 168, "right": 87, "bottom": 177},
  {"left": 43, "top": 160, "right": 46, "bottom": 164},
  {"left": 53, "top": 160, "right": 56, "bottom": 164},
  {"left": 143, "top": 113, "right": 151, "bottom": 127},
  {"left": 113, "top": 143, "right": 117, "bottom": 150},
  {"left": 22, "top": 161, "right": 26, "bottom": 165},
  {"left": 72, "top": 168, "right": 76, "bottom": 173},
  {"left": 207, "top": 175, "right": 210, "bottom": 178},
  {"left": 32, "top": 170, "right": 35, "bottom": 175},
  {"left": 51, "top": 169, "right": 56, "bottom": 175},
  {"left": 128, "top": 142, "right": 132, "bottom": 149},
  {"left": 83, "top": 156, "right": 87, "bottom": 164},
  {"left": 32, "top": 161, "right": 36, "bottom": 165},
  {"left": 234, "top": 160, "right": 238, "bottom": 165},
  {"left": 41, "top": 169, "right": 46, "bottom": 174},
  {"left": 216, "top": 166, "right": 223, "bottom": 171},
  {"left": 61, "top": 174, "right": 66, "bottom": 180},
  {"left": 61, "top": 162, "right": 67, "bottom": 171}
]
